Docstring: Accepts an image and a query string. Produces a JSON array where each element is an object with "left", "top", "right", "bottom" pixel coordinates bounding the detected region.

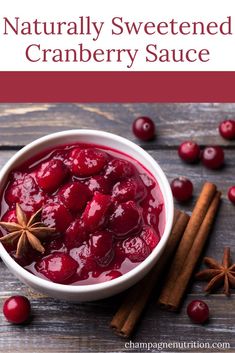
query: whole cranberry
[
  {"left": 202, "top": 146, "right": 224, "bottom": 169},
  {"left": 3, "top": 295, "right": 31, "bottom": 324},
  {"left": 112, "top": 178, "right": 147, "bottom": 203},
  {"left": 187, "top": 300, "right": 209, "bottom": 324},
  {"left": 82, "top": 192, "right": 111, "bottom": 232},
  {"left": 132, "top": 116, "right": 156, "bottom": 141},
  {"left": 104, "top": 158, "right": 136, "bottom": 183},
  {"left": 86, "top": 175, "right": 111, "bottom": 194},
  {"left": 228, "top": 186, "right": 235, "bottom": 204},
  {"left": 178, "top": 141, "right": 200, "bottom": 163},
  {"left": 42, "top": 201, "right": 73, "bottom": 233},
  {"left": 57, "top": 181, "right": 91, "bottom": 212},
  {"left": 65, "top": 219, "right": 87, "bottom": 248},
  {"left": 71, "top": 148, "right": 108, "bottom": 177},
  {"left": 35, "top": 252, "right": 78, "bottom": 284},
  {"left": 5, "top": 174, "right": 45, "bottom": 213},
  {"left": 219, "top": 119, "right": 235, "bottom": 140},
  {"left": 171, "top": 177, "right": 193, "bottom": 202},
  {"left": 109, "top": 201, "right": 142, "bottom": 237},
  {"left": 36, "top": 159, "right": 68, "bottom": 193},
  {"left": 140, "top": 226, "right": 160, "bottom": 251},
  {"left": 90, "top": 230, "right": 114, "bottom": 267},
  {"left": 122, "top": 236, "right": 150, "bottom": 262}
]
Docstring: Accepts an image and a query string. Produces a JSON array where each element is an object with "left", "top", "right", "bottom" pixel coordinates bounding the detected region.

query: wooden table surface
[{"left": 0, "top": 103, "right": 234, "bottom": 353}]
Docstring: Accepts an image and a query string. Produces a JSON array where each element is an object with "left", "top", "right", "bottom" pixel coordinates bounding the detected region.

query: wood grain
[
  {"left": 0, "top": 103, "right": 234, "bottom": 353},
  {"left": 0, "top": 103, "right": 235, "bottom": 147}
]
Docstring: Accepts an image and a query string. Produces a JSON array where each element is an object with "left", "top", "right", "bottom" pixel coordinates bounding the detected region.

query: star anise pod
[
  {"left": 195, "top": 247, "right": 235, "bottom": 296},
  {"left": 0, "top": 203, "right": 56, "bottom": 258}
]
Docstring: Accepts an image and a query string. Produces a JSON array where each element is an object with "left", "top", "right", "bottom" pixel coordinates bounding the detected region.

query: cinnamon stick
[
  {"left": 159, "top": 191, "right": 221, "bottom": 311},
  {"left": 110, "top": 209, "right": 189, "bottom": 337},
  {"left": 158, "top": 182, "right": 217, "bottom": 305}
]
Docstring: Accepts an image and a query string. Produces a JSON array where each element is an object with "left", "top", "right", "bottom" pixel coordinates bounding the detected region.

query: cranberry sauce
[{"left": 0, "top": 143, "right": 165, "bottom": 285}]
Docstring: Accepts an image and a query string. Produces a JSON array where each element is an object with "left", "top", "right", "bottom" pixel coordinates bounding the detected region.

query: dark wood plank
[
  {"left": 0, "top": 148, "right": 234, "bottom": 352},
  {"left": 0, "top": 103, "right": 235, "bottom": 147}
]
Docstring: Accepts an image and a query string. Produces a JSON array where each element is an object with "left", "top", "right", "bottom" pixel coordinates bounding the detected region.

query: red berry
[
  {"left": 228, "top": 186, "right": 235, "bottom": 204},
  {"left": 86, "top": 175, "right": 111, "bottom": 194},
  {"left": 104, "top": 158, "right": 136, "bottom": 183},
  {"left": 57, "top": 181, "right": 91, "bottom": 212},
  {"left": 90, "top": 230, "right": 114, "bottom": 267},
  {"left": 187, "top": 300, "right": 209, "bottom": 324},
  {"left": 71, "top": 148, "right": 108, "bottom": 177},
  {"left": 5, "top": 174, "right": 45, "bottom": 213},
  {"left": 35, "top": 252, "right": 78, "bottom": 284},
  {"left": 42, "top": 201, "right": 73, "bottom": 233},
  {"left": 219, "top": 119, "right": 235, "bottom": 140},
  {"left": 171, "top": 177, "right": 193, "bottom": 202},
  {"left": 202, "top": 146, "right": 224, "bottom": 169},
  {"left": 112, "top": 178, "right": 146, "bottom": 203},
  {"left": 112, "top": 179, "right": 137, "bottom": 203},
  {"left": 82, "top": 192, "right": 111, "bottom": 232},
  {"left": 132, "top": 116, "right": 156, "bottom": 141},
  {"left": 65, "top": 219, "right": 87, "bottom": 248},
  {"left": 36, "top": 159, "right": 68, "bottom": 193},
  {"left": 140, "top": 226, "right": 160, "bottom": 251},
  {"left": 122, "top": 236, "right": 150, "bottom": 262},
  {"left": 71, "top": 244, "right": 96, "bottom": 279},
  {"left": 178, "top": 141, "right": 200, "bottom": 163},
  {"left": 3, "top": 295, "right": 31, "bottom": 324},
  {"left": 1, "top": 209, "right": 17, "bottom": 223},
  {"left": 109, "top": 201, "right": 142, "bottom": 238}
]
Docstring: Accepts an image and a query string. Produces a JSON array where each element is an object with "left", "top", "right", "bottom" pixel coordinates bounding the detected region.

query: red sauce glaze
[{"left": 0, "top": 143, "right": 165, "bottom": 285}]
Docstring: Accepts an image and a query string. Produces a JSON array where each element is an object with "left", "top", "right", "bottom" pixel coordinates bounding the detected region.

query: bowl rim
[{"left": 0, "top": 129, "right": 174, "bottom": 294}]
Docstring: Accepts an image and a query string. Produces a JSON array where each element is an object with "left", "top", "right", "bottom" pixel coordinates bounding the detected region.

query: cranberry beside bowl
[{"left": 0, "top": 130, "right": 173, "bottom": 301}]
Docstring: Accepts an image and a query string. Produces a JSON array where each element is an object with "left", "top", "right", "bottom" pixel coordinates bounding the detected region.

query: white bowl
[{"left": 0, "top": 130, "right": 174, "bottom": 301}]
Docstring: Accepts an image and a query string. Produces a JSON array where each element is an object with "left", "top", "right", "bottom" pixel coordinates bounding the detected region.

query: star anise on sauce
[
  {"left": 195, "top": 247, "right": 235, "bottom": 296},
  {"left": 0, "top": 204, "right": 56, "bottom": 258}
]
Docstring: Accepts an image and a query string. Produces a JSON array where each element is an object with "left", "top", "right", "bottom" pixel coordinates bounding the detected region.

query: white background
[{"left": 0, "top": 0, "right": 235, "bottom": 71}]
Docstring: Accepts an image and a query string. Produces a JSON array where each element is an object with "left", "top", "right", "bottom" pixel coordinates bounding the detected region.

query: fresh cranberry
[
  {"left": 104, "top": 158, "right": 136, "bottom": 183},
  {"left": 112, "top": 178, "right": 146, "bottom": 203},
  {"left": 82, "top": 192, "right": 111, "bottom": 232},
  {"left": 122, "top": 236, "right": 150, "bottom": 262},
  {"left": 71, "top": 148, "right": 108, "bottom": 177},
  {"left": 228, "top": 186, "right": 235, "bottom": 204},
  {"left": 187, "top": 300, "right": 209, "bottom": 324},
  {"left": 171, "top": 177, "right": 193, "bottom": 202},
  {"left": 219, "top": 119, "right": 235, "bottom": 140},
  {"left": 42, "top": 202, "right": 73, "bottom": 233},
  {"left": 202, "top": 146, "right": 224, "bottom": 169},
  {"left": 98, "top": 270, "right": 122, "bottom": 282},
  {"left": 3, "top": 295, "right": 31, "bottom": 324},
  {"left": 36, "top": 159, "right": 68, "bottom": 193},
  {"left": 140, "top": 226, "right": 160, "bottom": 251},
  {"left": 5, "top": 174, "right": 45, "bottom": 213},
  {"left": 109, "top": 201, "right": 142, "bottom": 238},
  {"left": 57, "top": 181, "right": 91, "bottom": 212},
  {"left": 35, "top": 252, "right": 78, "bottom": 284},
  {"left": 132, "top": 116, "right": 156, "bottom": 141},
  {"left": 90, "top": 230, "right": 114, "bottom": 267},
  {"left": 178, "top": 141, "right": 200, "bottom": 163},
  {"left": 65, "top": 219, "right": 87, "bottom": 248},
  {"left": 86, "top": 175, "right": 111, "bottom": 194}
]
